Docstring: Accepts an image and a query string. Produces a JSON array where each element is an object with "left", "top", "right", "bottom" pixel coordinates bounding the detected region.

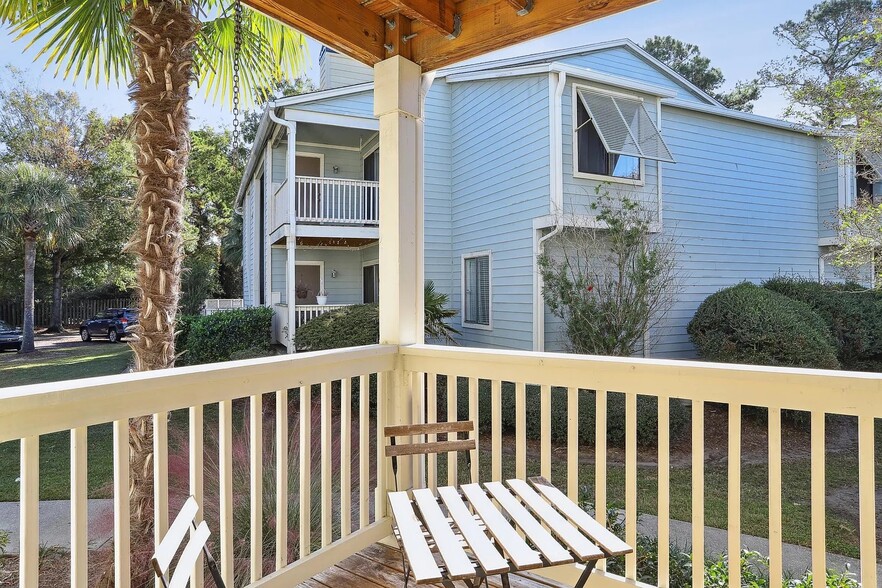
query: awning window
[
  {"left": 577, "top": 88, "right": 675, "bottom": 163},
  {"left": 860, "top": 151, "right": 882, "bottom": 179}
]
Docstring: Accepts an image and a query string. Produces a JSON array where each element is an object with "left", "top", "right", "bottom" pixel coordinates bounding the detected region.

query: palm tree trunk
[
  {"left": 47, "top": 250, "right": 64, "bottom": 333},
  {"left": 21, "top": 235, "right": 36, "bottom": 353},
  {"left": 122, "top": 2, "right": 198, "bottom": 585}
]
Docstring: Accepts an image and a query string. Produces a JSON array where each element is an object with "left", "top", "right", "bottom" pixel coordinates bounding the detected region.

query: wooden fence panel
[{"left": 0, "top": 297, "right": 135, "bottom": 327}]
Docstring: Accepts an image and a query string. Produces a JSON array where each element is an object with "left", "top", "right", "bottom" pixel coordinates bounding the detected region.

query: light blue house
[{"left": 237, "top": 40, "right": 876, "bottom": 357}]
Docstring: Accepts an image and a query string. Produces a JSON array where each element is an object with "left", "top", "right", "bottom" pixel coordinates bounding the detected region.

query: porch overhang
[{"left": 242, "top": 0, "right": 658, "bottom": 72}]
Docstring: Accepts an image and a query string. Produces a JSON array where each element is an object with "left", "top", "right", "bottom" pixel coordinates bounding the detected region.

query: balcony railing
[
  {"left": 2, "top": 345, "right": 879, "bottom": 588},
  {"left": 294, "top": 176, "right": 379, "bottom": 225},
  {"left": 295, "top": 303, "right": 352, "bottom": 328}
]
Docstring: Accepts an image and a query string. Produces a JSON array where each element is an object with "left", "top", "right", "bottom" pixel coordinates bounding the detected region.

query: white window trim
[
  {"left": 294, "top": 151, "right": 325, "bottom": 177},
  {"left": 571, "top": 83, "right": 646, "bottom": 187},
  {"left": 294, "top": 260, "right": 325, "bottom": 299},
  {"left": 361, "top": 260, "right": 379, "bottom": 303},
  {"left": 461, "top": 251, "right": 493, "bottom": 331}
]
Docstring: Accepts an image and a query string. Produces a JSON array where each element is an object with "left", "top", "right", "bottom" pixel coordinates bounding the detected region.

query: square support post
[{"left": 374, "top": 55, "right": 425, "bottom": 508}]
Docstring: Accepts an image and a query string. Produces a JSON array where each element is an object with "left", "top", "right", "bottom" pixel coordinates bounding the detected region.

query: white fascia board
[
  {"left": 235, "top": 109, "right": 272, "bottom": 209},
  {"left": 446, "top": 62, "right": 677, "bottom": 99},
  {"left": 295, "top": 225, "right": 380, "bottom": 239},
  {"left": 661, "top": 97, "right": 824, "bottom": 134},
  {"left": 617, "top": 39, "right": 721, "bottom": 107},
  {"left": 283, "top": 108, "right": 379, "bottom": 131},
  {"left": 273, "top": 83, "right": 374, "bottom": 107}
]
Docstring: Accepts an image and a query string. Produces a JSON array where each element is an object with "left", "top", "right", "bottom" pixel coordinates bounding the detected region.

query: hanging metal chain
[{"left": 231, "top": 0, "right": 243, "bottom": 153}]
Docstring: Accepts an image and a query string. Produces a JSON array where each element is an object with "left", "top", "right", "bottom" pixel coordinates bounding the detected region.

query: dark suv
[
  {"left": 0, "top": 320, "right": 23, "bottom": 351},
  {"left": 80, "top": 308, "right": 138, "bottom": 343}
]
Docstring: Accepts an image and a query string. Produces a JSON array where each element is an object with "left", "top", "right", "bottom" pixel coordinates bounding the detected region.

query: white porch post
[
  {"left": 374, "top": 55, "right": 425, "bottom": 508},
  {"left": 285, "top": 121, "right": 298, "bottom": 354}
]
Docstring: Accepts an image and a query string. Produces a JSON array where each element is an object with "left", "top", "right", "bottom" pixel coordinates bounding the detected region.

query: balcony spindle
[
  {"left": 427, "top": 373, "right": 438, "bottom": 490},
  {"left": 250, "top": 394, "right": 263, "bottom": 582},
  {"left": 20, "top": 436, "right": 39, "bottom": 588},
  {"left": 567, "top": 388, "right": 578, "bottom": 502},
  {"left": 516, "top": 381, "right": 526, "bottom": 480},
  {"left": 595, "top": 389, "right": 607, "bottom": 571},
  {"left": 359, "top": 375, "right": 370, "bottom": 528},
  {"left": 340, "top": 378, "right": 352, "bottom": 537},
  {"left": 299, "top": 386, "right": 312, "bottom": 557},
  {"left": 219, "top": 400, "right": 234, "bottom": 586},
  {"left": 768, "top": 407, "right": 783, "bottom": 587},
  {"left": 469, "top": 377, "right": 479, "bottom": 482},
  {"left": 71, "top": 427, "right": 88, "bottom": 588},
  {"left": 727, "top": 404, "right": 741, "bottom": 587},
  {"left": 491, "top": 380, "right": 502, "bottom": 481},
  {"left": 692, "top": 400, "right": 705, "bottom": 588},
  {"left": 625, "top": 393, "right": 637, "bottom": 580},
  {"left": 658, "top": 397, "right": 671, "bottom": 588},
  {"left": 541, "top": 384, "right": 551, "bottom": 480},
  {"left": 275, "top": 390, "right": 288, "bottom": 569},
  {"left": 322, "top": 381, "right": 334, "bottom": 546},
  {"left": 189, "top": 405, "right": 205, "bottom": 588},
  {"left": 447, "top": 375, "right": 458, "bottom": 486},
  {"left": 858, "top": 413, "right": 877, "bottom": 588},
  {"left": 375, "top": 373, "right": 387, "bottom": 518},
  {"left": 113, "top": 420, "right": 131, "bottom": 588},
  {"left": 153, "top": 411, "right": 169, "bottom": 588},
  {"left": 811, "top": 411, "right": 826, "bottom": 588}
]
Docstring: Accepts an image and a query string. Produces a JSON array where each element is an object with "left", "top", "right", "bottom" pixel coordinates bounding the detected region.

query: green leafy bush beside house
[
  {"left": 295, "top": 303, "right": 380, "bottom": 351},
  {"left": 176, "top": 306, "right": 273, "bottom": 366}
]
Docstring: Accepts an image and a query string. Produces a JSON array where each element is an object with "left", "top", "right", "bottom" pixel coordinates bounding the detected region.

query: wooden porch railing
[
  {"left": 294, "top": 176, "right": 379, "bottom": 225},
  {"left": 1, "top": 344, "right": 880, "bottom": 588},
  {"left": 295, "top": 304, "right": 352, "bottom": 328}
]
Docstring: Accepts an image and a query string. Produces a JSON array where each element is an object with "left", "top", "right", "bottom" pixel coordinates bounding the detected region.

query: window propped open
[
  {"left": 861, "top": 151, "right": 882, "bottom": 179},
  {"left": 577, "top": 88, "right": 675, "bottom": 163}
]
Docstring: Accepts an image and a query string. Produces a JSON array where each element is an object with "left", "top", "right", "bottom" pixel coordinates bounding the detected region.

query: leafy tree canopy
[{"left": 643, "top": 35, "right": 761, "bottom": 112}]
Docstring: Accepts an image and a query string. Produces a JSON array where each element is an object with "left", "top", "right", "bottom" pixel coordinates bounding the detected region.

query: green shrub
[
  {"left": 763, "top": 276, "right": 882, "bottom": 369},
  {"left": 177, "top": 307, "right": 273, "bottom": 366},
  {"left": 435, "top": 377, "right": 689, "bottom": 447},
  {"left": 688, "top": 282, "right": 840, "bottom": 370},
  {"left": 175, "top": 314, "right": 200, "bottom": 355},
  {"left": 295, "top": 304, "right": 379, "bottom": 351}
]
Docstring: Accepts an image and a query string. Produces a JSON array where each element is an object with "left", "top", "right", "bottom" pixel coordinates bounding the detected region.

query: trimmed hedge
[
  {"left": 295, "top": 304, "right": 379, "bottom": 351},
  {"left": 687, "top": 282, "right": 840, "bottom": 370},
  {"left": 176, "top": 307, "right": 273, "bottom": 366},
  {"left": 763, "top": 277, "right": 882, "bottom": 369},
  {"left": 436, "top": 377, "right": 689, "bottom": 447}
]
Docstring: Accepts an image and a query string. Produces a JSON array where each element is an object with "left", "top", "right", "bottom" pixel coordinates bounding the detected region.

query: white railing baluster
[
  {"left": 427, "top": 374, "right": 437, "bottom": 490},
  {"left": 71, "top": 427, "right": 88, "bottom": 588},
  {"left": 321, "top": 382, "right": 332, "bottom": 547},
  {"left": 447, "top": 375, "right": 458, "bottom": 486},
  {"left": 219, "top": 399, "right": 234, "bottom": 587},
  {"left": 359, "top": 375, "right": 369, "bottom": 529},
  {"left": 469, "top": 377, "right": 479, "bottom": 483},
  {"left": 541, "top": 384, "right": 551, "bottom": 480},
  {"left": 292, "top": 176, "right": 379, "bottom": 225},
  {"left": 692, "top": 400, "right": 704, "bottom": 588},
  {"left": 20, "top": 436, "right": 39, "bottom": 588},
  {"left": 153, "top": 411, "right": 169, "bottom": 588},
  {"left": 728, "top": 404, "right": 741, "bottom": 587},
  {"left": 250, "top": 394, "right": 263, "bottom": 582},
  {"left": 658, "top": 397, "right": 671, "bottom": 588},
  {"left": 811, "top": 411, "right": 826, "bottom": 588},
  {"left": 625, "top": 393, "right": 637, "bottom": 580},
  {"left": 276, "top": 390, "right": 289, "bottom": 569},
  {"left": 516, "top": 382, "right": 526, "bottom": 480},
  {"left": 189, "top": 405, "right": 205, "bottom": 588},
  {"left": 566, "top": 388, "right": 578, "bottom": 502},
  {"left": 858, "top": 413, "right": 877, "bottom": 588},
  {"left": 491, "top": 380, "right": 502, "bottom": 482},
  {"left": 375, "top": 372, "right": 387, "bottom": 519},
  {"left": 595, "top": 389, "right": 607, "bottom": 572},
  {"left": 113, "top": 420, "right": 131, "bottom": 588},
  {"left": 768, "top": 407, "right": 783, "bottom": 587},
  {"left": 299, "top": 386, "right": 312, "bottom": 557},
  {"left": 340, "top": 378, "right": 352, "bottom": 538}
]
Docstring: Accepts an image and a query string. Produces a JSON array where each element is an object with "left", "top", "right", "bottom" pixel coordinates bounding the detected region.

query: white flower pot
[{"left": 316, "top": 296, "right": 328, "bottom": 305}]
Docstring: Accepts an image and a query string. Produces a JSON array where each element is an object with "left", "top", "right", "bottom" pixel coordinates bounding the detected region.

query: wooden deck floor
[{"left": 299, "top": 543, "right": 570, "bottom": 588}]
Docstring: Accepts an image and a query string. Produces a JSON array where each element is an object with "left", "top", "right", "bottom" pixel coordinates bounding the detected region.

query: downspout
[{"left": 534, "top": 70, "right": 566, "bottom": 351}]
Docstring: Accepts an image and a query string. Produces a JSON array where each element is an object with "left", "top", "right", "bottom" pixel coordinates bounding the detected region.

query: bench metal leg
[
  {"left": 500, "top": 573, "right": 511, "bottom": 588},
  {"left": 574, "top": 560, "right": 597, "bottom": 588}
]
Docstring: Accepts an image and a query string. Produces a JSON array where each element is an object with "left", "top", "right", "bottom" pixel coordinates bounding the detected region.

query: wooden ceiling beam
[
  {"left": 505, "top": 0, "right": 534, "bottom": 16},
  {"left": 243, "top": 0, "right": 386, "bottom": 66},
  {"left": 384, "top": 0, "right": 456, "bottom": 37},
  {"left": 409, "top": 0, "right": 657, "bottom": 71}
]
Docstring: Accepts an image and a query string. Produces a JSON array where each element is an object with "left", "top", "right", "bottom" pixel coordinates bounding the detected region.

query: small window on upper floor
[{"left": 573, "top": 86, "right": 675, "bottom": 183}]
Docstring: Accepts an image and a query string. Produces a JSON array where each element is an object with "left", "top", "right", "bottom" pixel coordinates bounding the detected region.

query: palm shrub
[{"left": 424, "top": 280, "right": 460, "bottom": 344}]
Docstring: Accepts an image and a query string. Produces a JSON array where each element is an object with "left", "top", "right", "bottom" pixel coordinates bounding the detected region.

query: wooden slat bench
[{"left": 384, "top": 422, "right": 632, "bottom": 587}]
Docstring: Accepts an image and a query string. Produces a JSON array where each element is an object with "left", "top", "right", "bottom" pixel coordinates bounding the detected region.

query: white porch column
[
  {"left": 374, "top": 55, "right": 425, "bottom": 506},
  {"left": 285, "top": 121, "right": 298, "bottom": 354}
]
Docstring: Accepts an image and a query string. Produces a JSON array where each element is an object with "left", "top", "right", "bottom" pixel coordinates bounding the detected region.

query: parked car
[
  {"left": 0, "top": 320, "right": 23, "bottom": 351},
  {"left": 80, "top": 308, "right": 138, "bottom": 343}
]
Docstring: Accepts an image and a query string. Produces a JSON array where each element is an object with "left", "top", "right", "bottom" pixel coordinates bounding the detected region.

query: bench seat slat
[
  {"left": 437, "top": 486, "right": 510, "bottom": 575},
  {"left": 507, "top": 479, "right": 603, "bottom": 561},
  {"left": 412, "top": 489, "right": 476, "bottom": 580},
  {"left": 389, "top": 491, "right": 444, "bottom": 583},
  {"left": 528, "top": 476, "right": 632, "bottom": 557}
]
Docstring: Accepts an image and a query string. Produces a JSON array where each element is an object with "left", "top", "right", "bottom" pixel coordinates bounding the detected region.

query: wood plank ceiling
[{"left": 242, "top": 0, "right": 657, "bottom": 72}]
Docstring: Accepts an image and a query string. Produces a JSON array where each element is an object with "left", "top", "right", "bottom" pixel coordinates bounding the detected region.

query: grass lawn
[{"left": 0, "top": 337, "right": 132, "bottom": 500}]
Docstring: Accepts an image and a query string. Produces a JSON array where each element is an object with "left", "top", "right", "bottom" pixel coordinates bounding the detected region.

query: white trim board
[
  {"left": 295, "top": 141, "right": 361, "bottom": 152},
  {"left": 284, "top": 109, "right": 380, "bottom": 131}
]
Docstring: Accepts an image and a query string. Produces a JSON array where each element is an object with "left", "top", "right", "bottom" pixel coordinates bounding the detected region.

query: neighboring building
[{"left": 237, "top": 41, "right": 878, "bottom": 356}]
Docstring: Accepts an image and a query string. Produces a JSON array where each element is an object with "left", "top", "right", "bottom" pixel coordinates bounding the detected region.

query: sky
[{"left": 0, "top": 0, "right": 817, "bottom": 129}]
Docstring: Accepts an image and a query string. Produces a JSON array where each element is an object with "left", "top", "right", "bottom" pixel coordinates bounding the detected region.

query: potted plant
[
  {"left": 295, "top": 282, "right": 309, "bottom": 300},
  {"left": 316, "top": 290, "right": 328, "bottom": 305}
]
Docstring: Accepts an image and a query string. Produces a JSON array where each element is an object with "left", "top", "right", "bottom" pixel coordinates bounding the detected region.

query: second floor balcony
[{"left": 271, "top": 176, "right": 379, "bottom": 234}]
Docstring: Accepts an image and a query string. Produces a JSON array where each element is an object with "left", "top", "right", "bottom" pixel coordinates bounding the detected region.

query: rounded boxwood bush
[
  {"left": 295, "top": 304, "right": 379, "bottom": 351},
  {"left": 178, "top": 306, "right": 273, "bottom": 366},
  {"left": 687, "top": 282, "right": 839, "bottom": 370},
  {"left": 763, "top": 276, "right": 882, "bottom": 369}
]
